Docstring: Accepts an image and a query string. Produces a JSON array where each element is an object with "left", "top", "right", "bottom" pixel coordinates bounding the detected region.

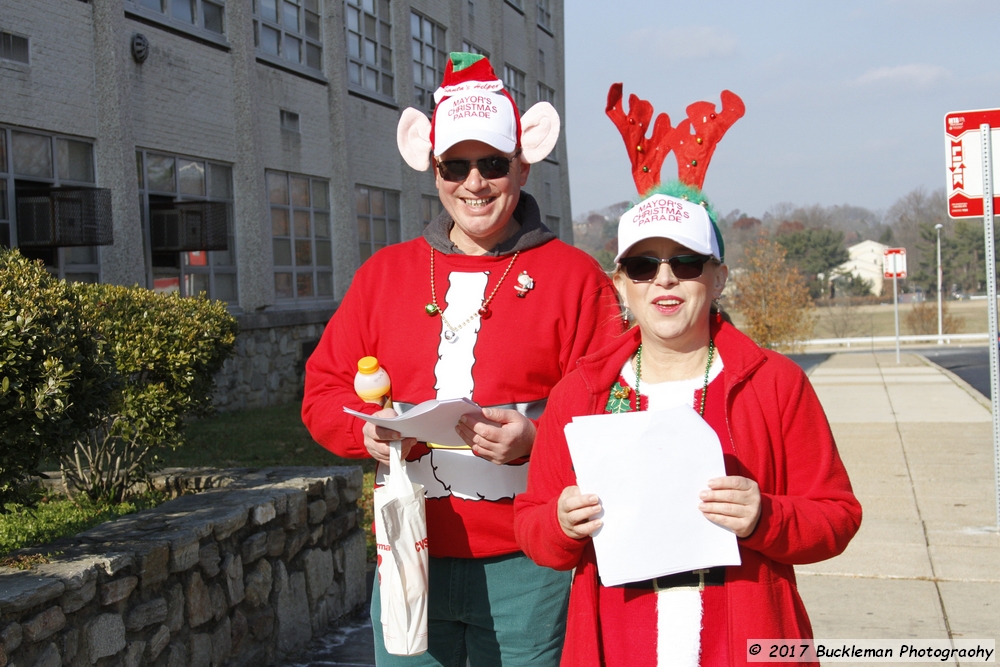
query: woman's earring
[{"left": 622, "top": 307, "right": 631, "bottom": 325}]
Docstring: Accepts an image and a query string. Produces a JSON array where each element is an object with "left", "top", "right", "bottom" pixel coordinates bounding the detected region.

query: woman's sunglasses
[
  {"left": 619, "top": 254, "right": 712, "bottom": 282},
  {"left": 435, "top": 150, "right": 521, "bottom": 182}
]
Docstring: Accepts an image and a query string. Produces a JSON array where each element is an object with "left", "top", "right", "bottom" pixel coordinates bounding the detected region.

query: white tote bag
[{"left": 373, "top": 441, "right": 429, "bottom": 656}]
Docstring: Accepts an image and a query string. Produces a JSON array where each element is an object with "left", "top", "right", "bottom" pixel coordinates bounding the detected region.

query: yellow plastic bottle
[{"left": 354, "top": 356, "right": 392, "bottom": 408}]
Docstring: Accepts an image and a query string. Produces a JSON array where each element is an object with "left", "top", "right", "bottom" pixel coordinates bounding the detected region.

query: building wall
[
  {"left": 835, "top": 240, "right": 888, "bottom": 296},
  {"left": 127, "top": 22, "right": 237, "bottom": 162},
  {"left": 0, "top": 0, "right": 97, "bottom": 139},
  {"left": 0, "top": 0, "right": 569, "bottom": 411}
]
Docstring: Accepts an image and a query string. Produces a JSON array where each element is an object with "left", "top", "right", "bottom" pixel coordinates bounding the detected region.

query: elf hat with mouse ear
[{"left": 397, "top": 52, "right": 561, "bottom": 171}]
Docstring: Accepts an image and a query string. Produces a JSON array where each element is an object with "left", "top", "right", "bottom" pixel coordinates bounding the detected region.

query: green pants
[{"left": 371, "top": 553, "right": 571, "bottom": 667}]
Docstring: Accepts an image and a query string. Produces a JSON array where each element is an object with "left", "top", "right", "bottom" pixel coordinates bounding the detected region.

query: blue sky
[{"left": 563, "top": 0, "right": 1000, "bottom": 220}]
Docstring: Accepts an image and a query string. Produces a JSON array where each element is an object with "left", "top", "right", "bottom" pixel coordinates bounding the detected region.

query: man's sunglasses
[
  {"left": 435, "top": 150, "right": 521, "bottom": 182},
  {"left": 619, "top": 254, "right": 713, "bottom": 282}
]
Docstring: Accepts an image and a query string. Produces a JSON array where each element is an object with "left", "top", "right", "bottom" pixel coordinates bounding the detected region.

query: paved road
[
  {"left": 918, "top": 346, "right": 991, "bottom": 399},
  {"left": 792, "top": 347, "right": 992, "bottom": 401}
]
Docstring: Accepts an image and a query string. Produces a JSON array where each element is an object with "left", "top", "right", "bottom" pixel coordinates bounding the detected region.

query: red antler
[
  {"left": 667, "top": 90, "right": 745, "bottom": 189},
  {"left": 605, "top": 83, "right": 674, "bottom": 195}
]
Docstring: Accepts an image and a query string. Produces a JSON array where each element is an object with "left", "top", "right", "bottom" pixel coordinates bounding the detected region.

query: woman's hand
[
  {"left": 558, "top": 486, "right": 603, "bottom": 540},
  {"left": 455, "top": 407, "right": 536, "bottom": 464},
  {"left": 362, "top": 408, "right": 417, "bottom": 464},
  {"left": 699, "top": 476, "right": 762, "bottom": 538}
]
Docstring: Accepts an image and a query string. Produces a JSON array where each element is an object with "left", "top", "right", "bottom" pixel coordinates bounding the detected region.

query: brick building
[{"left": 0, "top": 0, "right": 569, "bottom": 410}]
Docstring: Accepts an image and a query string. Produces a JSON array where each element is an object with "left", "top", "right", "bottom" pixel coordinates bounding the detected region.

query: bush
[
  {"left": 905, "top": 300, "right": 964, "bottom": 336},
  {"left": 59, "top": 284, "right": 238, "bottom": 502},
  {"left": 0, "top": 250, "right": 117, "bottom": 509}
]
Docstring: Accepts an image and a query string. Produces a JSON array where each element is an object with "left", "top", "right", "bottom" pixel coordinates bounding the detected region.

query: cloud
[
  {"left": 622, "top": 26, "right": 737, "bottom": 62},
  {"left": 854, "top": 64, "right": 951, "bottom": 88}
]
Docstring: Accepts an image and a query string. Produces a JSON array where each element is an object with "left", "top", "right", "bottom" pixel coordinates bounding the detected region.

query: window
[
  {"left": 503, "top": 64, "right": 526, "bottom": 111},
  {"left": 467, "top": 0, "right": 474, "bottom": 21},
  {"left": 137, "top": 150, "right": 237, "bottom": 303},
  {"left": 280, "top": 109, "right": 300, "bottom": 132},
  {"left": 421, "top": 194, "right": 442, "bottom": 227},
  {"left": 461, "top": 41, "right": 488, "bottom": 58},
  {"left": 127, "top": 0, "right": 225, "bottom": 36},
  {"left": 1, "top": 126, "right": 104, "bottom": 282},
  {"left": 537, "top": 0, "right": 552, "bottom": 32},
  {"left": 537, "top": 82, "right": 555, "bottom": 105},
  {"left": 356, "top": 185, "right": 400, "bottom": 262},
  {"left": 345, "top": 0, "right": 394, "bottom": 100},
  {"left": 0, "top": 31, "right": 29, "bottom": 64},
  {"left": 254, "top": 0, "right": 323, "bottom": 71},
  {"left": 537, "top": 84, "right": 557, "bottom": 162},
  {"left": 505, "top": 0, "right": 524, "bottom": 11},
  {"left": 538, "top": 48, "right": 545, "bottom": 78},
  {"left": 269, "top": 171, "right": 333, "bottom": 301},
  {"left": 546, "top": 215, "right": 560, "bottom": 239},
  {"left": 411, "top": 12, "right": 446, "bottom": 112}
]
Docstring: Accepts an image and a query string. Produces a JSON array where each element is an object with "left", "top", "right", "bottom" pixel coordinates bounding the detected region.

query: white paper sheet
[
  {"left": 564, "top": 405, "right": 741, "bottom": 586},
  {"left": 344, "top": 398, "right": 483, "bottom": 450}
]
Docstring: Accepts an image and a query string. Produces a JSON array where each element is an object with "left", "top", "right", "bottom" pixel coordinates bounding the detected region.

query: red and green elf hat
[{"left": 430, "top": 53, "right": 522, "bottom": 156}]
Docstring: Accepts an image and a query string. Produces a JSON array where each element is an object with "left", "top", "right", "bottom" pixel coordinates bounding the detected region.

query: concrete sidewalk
[
  {"left": 289, "top": 350, "right": 1000, "bottom": 666},
  {"left": 797, "top": 351, "right": 1000, "bottom": 659}
]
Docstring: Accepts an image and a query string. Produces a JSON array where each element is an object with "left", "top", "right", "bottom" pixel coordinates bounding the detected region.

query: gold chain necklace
[
  {"left": 424, "top": 248, "right": 519, "bottom": 343},
  {"left": 634, "top": 338, "right": 716, "bottom": 416}
]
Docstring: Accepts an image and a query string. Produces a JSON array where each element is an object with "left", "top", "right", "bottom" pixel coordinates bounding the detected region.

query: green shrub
[
  {"left": 0, "top": 250, "right": 117, "bottom": 509},
  {"left": 60, "top": 283, "right": 238, "bottom": 502}
]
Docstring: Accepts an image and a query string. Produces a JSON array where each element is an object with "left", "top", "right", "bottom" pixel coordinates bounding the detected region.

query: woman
[{"left": 513, "top": 183, "right": 862, "bottom": 667}]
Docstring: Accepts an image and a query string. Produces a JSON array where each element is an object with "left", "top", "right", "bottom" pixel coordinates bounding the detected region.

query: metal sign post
[
  {"left": 893, "top": 265, "right": 900, "bottom": 363},
  {"left": 980, "top": 124, "right": 1000, "bottom": 530},
  {"left": 883, "top": 248, "right": 907, "bottom": 365},
  {"left": 947, "top": 108, "right": 1000, "bottom": 529}
]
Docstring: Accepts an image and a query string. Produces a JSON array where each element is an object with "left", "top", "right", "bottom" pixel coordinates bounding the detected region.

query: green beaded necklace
[{"left": 634, "top": 338, "right": 716, "bottom": 416}]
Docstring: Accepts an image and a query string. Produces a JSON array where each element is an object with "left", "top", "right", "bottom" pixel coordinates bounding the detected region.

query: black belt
[{"left": 607, "top": 567, "right": 726, "bottom": 591}]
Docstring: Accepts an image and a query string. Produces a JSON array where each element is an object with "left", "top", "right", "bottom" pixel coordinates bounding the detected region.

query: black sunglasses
[
  {"left": 619, "top": 254, "right": 713, "bottom": 282},
  {"left": 435, "top": 150, "right": 521, "bottom": 182}
]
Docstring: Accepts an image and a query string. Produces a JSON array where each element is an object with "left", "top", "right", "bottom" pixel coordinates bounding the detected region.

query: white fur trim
[
  {"left": 519, "top": 102, "right": 560, "bottom": 164},
  {"left": 397, "top": 107, "right": 433, "bottom": 171},
  {"left": 656, "top": 588, "right": 702, "bottom": 667}
]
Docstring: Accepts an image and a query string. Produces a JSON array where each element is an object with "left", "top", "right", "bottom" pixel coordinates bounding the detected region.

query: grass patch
[
  {"left": 166, "top": 400, "right": 377, "bottom": 562},
  {"left": 1, "top": 401, "right": 377, "bottom": 563},
  {"left": 0, "top": 491, "right": 166, "bottom": 559}
]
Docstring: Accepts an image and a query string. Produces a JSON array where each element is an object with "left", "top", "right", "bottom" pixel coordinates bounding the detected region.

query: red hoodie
[{"left": 514, "top": 320, "right": 862, "bottom": 667}]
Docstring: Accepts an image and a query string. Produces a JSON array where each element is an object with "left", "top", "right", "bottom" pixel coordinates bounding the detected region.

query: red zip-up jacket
[{"left": 514, "top": 320, "right": 862, "bottom": 667}]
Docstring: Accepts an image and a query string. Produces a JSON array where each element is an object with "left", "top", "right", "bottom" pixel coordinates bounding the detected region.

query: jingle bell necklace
[
  {"left": 425, "top": 248, "right": 519, "bottom": 343},
  {"left": 634, "top": 338, "right": 716, "bottom": 416}
]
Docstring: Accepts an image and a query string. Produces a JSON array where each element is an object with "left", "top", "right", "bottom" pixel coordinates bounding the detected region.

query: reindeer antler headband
[
  {"left": 606, "top": 84, "right": 745, "bottom": 194},
  {"left": 607, "top": 85, "right": 745, "bottom": 263}
]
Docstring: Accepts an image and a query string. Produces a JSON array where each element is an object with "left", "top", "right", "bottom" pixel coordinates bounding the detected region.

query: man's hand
[
  {"left": 362, "top": 408, "right": 417, "bottom": 464},
  {"left": 455, "top": 407, "right": 536, "bottom": 464},
  {"left": 558, "top": 486, "right": 602, "bottom": 540},
  {"left": 699, "top": 476, "right": 762, "bottom": 538}
]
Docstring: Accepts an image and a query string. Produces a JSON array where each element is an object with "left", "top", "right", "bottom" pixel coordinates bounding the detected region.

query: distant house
[{"left": 832, "top": 240, "right": 888, "bottom": 295}]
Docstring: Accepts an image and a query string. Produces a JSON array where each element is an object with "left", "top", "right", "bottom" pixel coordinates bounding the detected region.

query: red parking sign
[
  {"left": 945, "top": 108, "right": 1000, "bottom": 218},
  {"left": 883, "top": 248, "right": 906, "bottom": 279}
]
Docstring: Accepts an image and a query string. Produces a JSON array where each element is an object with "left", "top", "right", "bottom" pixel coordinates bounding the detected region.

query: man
[{"left": 302, "top": 53, "right": 623, "bottom": 667}]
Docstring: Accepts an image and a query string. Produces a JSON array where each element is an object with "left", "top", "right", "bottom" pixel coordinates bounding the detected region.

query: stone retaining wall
[
  {"left": 0, "top": 467, "right": 367, "bottom": 667},
  {"left": 212, "top": 309, "right": 333, "bottom": 413}
]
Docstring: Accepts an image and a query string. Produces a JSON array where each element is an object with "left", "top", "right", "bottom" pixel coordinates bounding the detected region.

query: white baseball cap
[
  {"left": 614, "top": 193, "right": 723, "bottom": 263},
  {"left": 432, "top": 91, "right": 519, "bottom": 156}
]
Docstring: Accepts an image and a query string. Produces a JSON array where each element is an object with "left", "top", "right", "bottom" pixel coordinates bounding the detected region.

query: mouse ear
[
  {"left": 397, "top": 107, "right": 433, "bottom": 171},
  {"left": 519, "top": 102, "right": 560, "bottom": 164}
]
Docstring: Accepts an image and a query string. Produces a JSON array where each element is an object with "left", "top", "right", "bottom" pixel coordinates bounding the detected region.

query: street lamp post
[{"left": 936, "top": 223, "right": 944, "bottom": 344}]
